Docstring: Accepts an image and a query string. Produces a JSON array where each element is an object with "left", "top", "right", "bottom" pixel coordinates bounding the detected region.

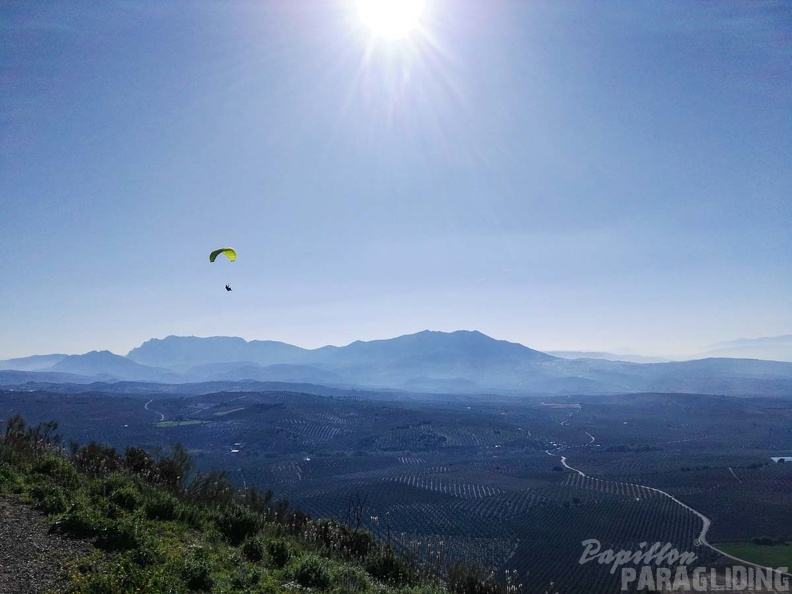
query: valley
[{"left": 2, "top": 387, "right": 790, "bottom": 592}]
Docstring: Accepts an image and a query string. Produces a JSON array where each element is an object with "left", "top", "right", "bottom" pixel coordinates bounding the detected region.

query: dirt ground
[{"left": 0, "top": 498, "right": 92, "bottom": 594}]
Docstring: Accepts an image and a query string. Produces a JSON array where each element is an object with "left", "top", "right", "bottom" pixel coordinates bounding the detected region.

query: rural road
[
  {"left": 546, "top": 432, "right": 791, "bottom": 579},
  {"left": 144, "top": 399, "right": 164, "bottom": 422}
]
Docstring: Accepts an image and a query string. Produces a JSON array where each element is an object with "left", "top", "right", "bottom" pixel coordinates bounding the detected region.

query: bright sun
[{"left": 356, "top": 0, "right": 426, "bottom": 40}]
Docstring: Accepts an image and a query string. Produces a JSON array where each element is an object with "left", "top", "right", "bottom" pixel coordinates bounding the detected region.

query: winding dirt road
[
  {"left": 546, "top": 431, "right": 791, "bottom": 579},
  {"left": 144, "top": 399, "right": 165, "bottom": 422}
]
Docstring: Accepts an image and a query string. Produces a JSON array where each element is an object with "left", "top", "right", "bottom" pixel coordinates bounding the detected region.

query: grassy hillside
[{"left": 0, "top": 415, "right": 519, "bottom": 594}]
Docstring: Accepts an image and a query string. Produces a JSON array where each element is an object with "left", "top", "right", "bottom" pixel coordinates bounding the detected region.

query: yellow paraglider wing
[{"left": 209, "top": 248, "right": 236, "bottom": 263}]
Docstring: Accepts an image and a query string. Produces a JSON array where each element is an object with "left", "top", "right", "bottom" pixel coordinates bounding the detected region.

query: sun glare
[{"left": 356, "top": 0, "right": 426, "bottom": 40}]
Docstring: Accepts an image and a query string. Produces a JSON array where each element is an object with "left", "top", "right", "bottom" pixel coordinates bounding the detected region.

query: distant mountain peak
[
  {"left": 63, "top": 350, "right": 124, "bottom": 361},
  {"left": 46, "top": 350, "right": 172, "bottom": 382}
]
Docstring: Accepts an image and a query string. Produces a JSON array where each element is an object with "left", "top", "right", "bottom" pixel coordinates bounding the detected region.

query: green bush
[
  {"left": 95, "top": 521, "right": 140, "bottom": 552},
  {"left": 130, "top": 532, "right": 164, "bottom": 567},
  {"left": 182, "top": 552, "right": 214, "bottom": 591},
  {"left": 123, "top": 446, "right": 154, "bottom": 476},
  {"left": 71, "top": 556, "right": 174, "bottom": 594},
  {"left": 332, "top": 565, "right": 372, "bottom": 593},
  {"left": 101, "top": 501, "right": 124, "bottom": 521},
  {"left": 144, "top": 491, "right": 180, "bottom": 520},
  {"left": 108, "top": 484, "right": 141, "bottom": 512},
  {"left": 144, "top": 491, "right": 202, "bottom": 529},
  {"left": 56, "top": 500, "right": 105, "bottom": 538},
  {"left": 154, "top": 443, "right": 193, "bottom": 493},
  {"left": 0, "top": 463, "right": 19, "bottom": 494},
  {"left": 91, "top": 473, "right": 133, "bottom": 499},
  {"left": 313, "top": 518, "right": 374, "bottom": 559},
  {"left": 291, "top": 553, "right": 332, "bottom": 590},
  {"left": 365, "top": 548, "right": 414, "bottom": 586},
  {"left": 447, "top": 561, "right": 503, "bottom": 594},
  {"left": 188, "top": 469, "right": 235, "bottom": 507},
  {"left": 242, "top": 534, "right": 266, "bottom": 561},
  {"left": 215, "top": 504, "right": 261, "bottom": 545},
  {"left": 74, "top": 569, "right": 126, "bottom": 594},
  {"left": 74, "top": 442, "right": 120, "bottom": 478},
  {"left": 267, "top": 538, "right": 292, "bottom": 568},
  {"left": 31, "top": 454, "right": 79, "bottom": 488},
  {"left": 30, "top": 482, "right": 69, "bottom": 515}
]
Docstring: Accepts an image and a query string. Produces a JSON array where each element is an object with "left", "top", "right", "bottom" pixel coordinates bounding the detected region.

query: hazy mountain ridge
[
  {"left": 708, "top": 335, "right": 792, "bottom": 349},
  {"left": 2, "top": 331, "right": 792, "bottom": 396},
  {"left": 698, "top": 335, "right": 792, "bottom": 362},
  {"left": 0, "top": 354, "right": 68, "bottom": 371},
  {"left": 0, "top": 370, "right": 101, "bottom": 385},
  {"left": 127, "top": 336, "right": 308, "bottom": 370},
  {"left": 546, "top": 351, "right": 672, "bottom": 363},
  {"left": 50, "top": 351, "right": 176, "bottom": 382}
]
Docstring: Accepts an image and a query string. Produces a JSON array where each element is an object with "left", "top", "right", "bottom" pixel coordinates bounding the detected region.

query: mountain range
[
  {"left": 545, "top": 351, "right": 672, "bottom": 363},
  {"left": 2, "top": 330, "right": 792, "bottom": 397},
  {"left": 697, "top": 335, "right": 792, "bottom": 362}
]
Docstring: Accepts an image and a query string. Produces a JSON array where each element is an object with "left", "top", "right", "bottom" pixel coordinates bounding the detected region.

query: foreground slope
[{"left": 2, "top": 416, "right": 500, "bottom": 594}]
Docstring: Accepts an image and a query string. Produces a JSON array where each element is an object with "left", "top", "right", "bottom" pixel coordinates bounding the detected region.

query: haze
[{"left": 1, "top": 1, "right": 790, "bottom": 360}]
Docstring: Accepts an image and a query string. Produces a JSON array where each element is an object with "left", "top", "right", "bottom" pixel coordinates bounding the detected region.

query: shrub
[
  {"left": 243, "top": 486, "right": 274, "bottom": 514},
  {"left": 123, "top": 446, "right": 154, "bottom": 477},
  {"left": 447, "top": 561, "right": 503, "bottom": 594},
  {"left": 0, "top": 463, "right": 19, "bottom": 494},
  {"left": 72, "top": 557, "right": 172, "bottom": 594},
  {"left": 144, "top": 491, "right": 181, "bottom": 521},
  {"left": 312, "top": 518, "right": 374, "bottom": 559},
  {"left": 95, "top": 521, "right": 140, "bottom": 552},
  {"left": 291, "top": 553, "right": 332, "bottom": 590},
  {"left": 73, "top": 569, "right": 126, "bottom": 594},
  {"left": 154, "top": 443, "right": 193, "bottom": 493},
  {"left": 332, "top": 565, "right": 372, "bottom": 593},
  {"left": 143, "top": 492, "right": 203, "bottom": 528},
  {"left": 188, "top": 470, "right": 235, "bottom": 507},
  {"left": 55, "top": 500, "right": 104, "bottom": 538},
  {"left": 73, "top": 442, "right": 120, "bottom": 477},
  {"left": 344, "top": 530, "right": 374, "bottom": 559},
  {"left": 182, "top": 552, "right": 213, "bottom": 591},
  {"left": 267, "top": 538, "right": 292, "bottom": 568},
  {"left": 30, "top": 482, "right": 69, "bottom": 515},
  {"left": 31, "top": 454, "right": 79, "bottom": 488},
  {"left": 108, "top": 484, "right": 141, "bottom": 512},
  {"left": 242, "top": 535, "right": 266, "bottom": 562},
  {"left": 365, "top": 548, "right": 414, "bottom": 586},
  {"left": 130, "top": 532, "right": 164, "bottom": 567},
  {"left": 215, "top": 504, "right": 261, "bottom": 545},
  {"left": 91, "top": 473, "right": 134, "bottom": 499}
]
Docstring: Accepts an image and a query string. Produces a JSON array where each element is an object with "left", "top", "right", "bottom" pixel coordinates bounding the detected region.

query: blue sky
[{"left": 1, "top": 1, "right": 790, "bottom": 359}]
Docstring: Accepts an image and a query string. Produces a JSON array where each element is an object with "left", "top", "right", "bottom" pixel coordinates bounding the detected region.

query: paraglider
[
  {"left": 209, "top": 248, "right": 236, "bottom": 263},
  {"left": 210, "top": 248, "right": 236, "bottom": 292}
]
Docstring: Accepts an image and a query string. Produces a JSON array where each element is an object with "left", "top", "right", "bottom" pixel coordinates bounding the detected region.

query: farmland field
[
  {"left": 717, "top": 543, "right": 792, "bottom": 571},
  {"left": 1, "top": 388, "right": 791, "bottom": 593}
]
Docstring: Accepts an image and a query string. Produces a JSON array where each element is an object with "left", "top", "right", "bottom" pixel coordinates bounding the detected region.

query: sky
[{"left": 1, "top": 1, "right": 790, "bottom": 360}]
